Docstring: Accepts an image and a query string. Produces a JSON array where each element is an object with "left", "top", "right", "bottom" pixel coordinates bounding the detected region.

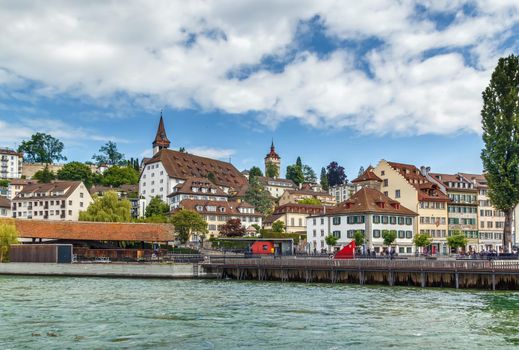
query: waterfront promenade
[{"left": 203, "top": 256, "right": 519, "bottom": 290}]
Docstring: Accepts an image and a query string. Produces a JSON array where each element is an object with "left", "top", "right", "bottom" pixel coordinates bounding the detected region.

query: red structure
[
  {"left": 251, "top": 241, "right": 275, "bottom": 255},
  {"left": 334, "top": 241, "right": 356, "bottom": 259}
]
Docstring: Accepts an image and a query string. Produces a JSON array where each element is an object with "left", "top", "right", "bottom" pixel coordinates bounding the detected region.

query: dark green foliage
[
  {"left": 297, "top": 198, "right": 321, "bottom": 205},
  {"left": 286, "top": 164, "right": 304, "bottom": 186},
  {"left": 92, "top": 141, "right": 125, "bottom": 166},
  {"left": 413, "top": 233, "right": 431, "bottom": 248},
  {"left": 325, "top": 234, "right": 338, "bottom": 247},
  {"left": 248, "top": 166, "right": 263, "bottom": 179},
  {"left": 0, "top": 179, "right": 10, "bottom": 188},
  {"left": 145, "top": 196, "right": 170, "bottom": 218},
  {"left": 354, "top": 230, "right": 365, "bottom": 247},
  {"left": 79, "top": 191, "right": 131, "bottom": 222},
  {"left": 382, "top": 230, "right": 397, "bottom": 246},
  {"left": 170, "top": 210, "right": 208, "bottom": 244},
  {"left": 271, "top": 220, "right": 285, "bottom": 233},
  {"left": 100, "top": 166, "right": 139, "bottom": 187},
  {"left": 265, "top": 161, "right": 279, "bottom": 178},
  {"left": 447, "top": 230, "right": 468, "bottom": 251},
  {"left": 326, "top": 161, "right": 347, "bottom": 187},
  {"left": 18, "top": 133, "right": 66, "bottom": 164},
  {"left": 33, "top": 165, "right": 56, "bottom": 183},
  {"left": 481, "top": 54, "right": 519, "bottom": 250},
  {"left": 320, "top": 167, "right": 329, "bottom": 191},
  {"left": 57, "top": 162, "right": 95, "bottom": 188},
  {"left": 244, "top": 176, "right": 274, "bottom": 215},
  {"left": 303, "top": 165, "right": 317, "bottom": 183},
  {"left": 127, "top": 157, "right": 140, "bottom": 171},
  {"left": 358, "top": 166, "right": 365, "bottom": 177}
]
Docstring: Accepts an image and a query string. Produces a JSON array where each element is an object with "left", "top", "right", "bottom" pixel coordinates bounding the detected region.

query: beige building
[
  {"left": 0, "top": 148, "right": 23, "bottom": 179},
  {"left": 264, "top": 203, "right": 324, "bottom": 233},
  {"left": 7, "top": 179, "right": 37, "bottom": 200},
  {"left": 0, "top": 197, "right": 11, "bottom": 218},
  {"left": 12, "top": 181, "right": 93, "bottom": 221},
  {"left": 373, "top": 160, "right": 450, "bottom": 254},
  {"left": 177, "top": 199, "right": 262, "bottom": 239},
  {"left": 461, "top": 173, "right": 503, "bottom": 251},
  {"left": 257, "top": 176, "right": 296, "bottom": 198},
  {"left": 279, "top": 189, "right": 336, "bottom": 206}
]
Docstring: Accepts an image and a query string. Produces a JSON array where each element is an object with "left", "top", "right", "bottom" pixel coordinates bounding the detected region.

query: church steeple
[
  {"left": 264, "top": 139, "right": 281, "bottom": 178},
  {"left": 153, "top": 112, "right": 170, "bottom": 155}
]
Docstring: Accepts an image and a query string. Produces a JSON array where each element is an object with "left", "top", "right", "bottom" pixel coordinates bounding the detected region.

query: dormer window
[
  {"left": 219, "top": 207, "right": 226, "bottom": 212},
  {"left": 195, "top": 205, "right": 203, "bottom": 212}
]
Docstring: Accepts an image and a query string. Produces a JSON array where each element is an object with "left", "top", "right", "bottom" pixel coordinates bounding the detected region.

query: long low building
[{"left": 4, "top": 219, "right": 175, "bottom": 242}]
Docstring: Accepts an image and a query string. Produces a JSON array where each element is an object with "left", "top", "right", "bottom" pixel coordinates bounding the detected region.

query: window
[
  {"left": 320, "top": 218, "right": 324, "bottom": 225},
  {"left": 332, "top": 217, "right": 341, "bottom": 225},
  {"left": 291, "top": 218, "right": 295, "bottom": 226},
  {"left": 398, "top": 230, "right": 405, "bottom": 238},
  {"left": 347, "top": 230, "right": 354, "bottom": 238},
  {"left": 313, "top": 218, "right": 316, "bottom": 225},
  {"left": 405, "top": 217, "right": 412, "bottom": 225},
  {"left": 68, "top": 210, "right": 72, "bottom": 215},
  {"left": 68, "top": 200, "right": 72, "bottom": 205},
  {"left": 398, "top": 217, "right": 404, "bottom": 225},
  {"left": 381, "top": 170, "right": 385, "bottom": 176},
  {"left": 298, "top": 218, "right": 302, "bottom": 226},
  {"left": 313, "top": 229, "right": 316, "bottom": 237},
  {"left": 320, "top": 229, "right": 324, "bottom": 237},
  {"left": 332, "top": 231, "right": 341, "bottom": 239},
  {"left": 373, "top": 215, "right": 380, "bottom": 224},
  {"left": 383, "top": 179, "right": 389, "bottom": 187},
  {"left": 390, "top": 216, "right": 396, "bottom": 225},
  {"left": 80, "top": 193, "right": 83, "bottom": 198},
  {"left": 405, "top": 231, "right": 412, "bottom": 239},
  {"left": 373, "top": 229, "right": 381, "bottom": 238},
  {"left": 381, "top": 216, "right": 388, "bottom": 224},
  {"left": 79, "top": 202, "right": 83, "bottom": 208},
  {"left": 395, "top": 190, "right": 400, "bottom": 198},
  {"left": 384, "top": 191, "right": 388, "bottom": 196}
]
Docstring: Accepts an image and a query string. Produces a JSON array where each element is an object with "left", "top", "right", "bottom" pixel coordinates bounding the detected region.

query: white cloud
[
  {"left": 187, "top": 147, "right": 235, "bottom": 161},
  {"left": 0, "top": 0, "right": 517, "bottom": 135}
]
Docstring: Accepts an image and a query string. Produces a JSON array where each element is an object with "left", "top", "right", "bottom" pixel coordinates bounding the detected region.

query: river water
[{"left": 1, "top": 276, "right": 518, "bottom": 349}]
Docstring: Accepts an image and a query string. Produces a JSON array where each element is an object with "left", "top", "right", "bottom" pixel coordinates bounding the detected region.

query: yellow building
[{"left": 373, "top": 160, "right": 450, "bottom": 254}]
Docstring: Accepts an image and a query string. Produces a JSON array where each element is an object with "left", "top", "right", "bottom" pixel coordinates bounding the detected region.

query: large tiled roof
[
  {"left": 0, "top": 148, "right": 22, "bottom": 157},
  {"left": 144, "top": 149, "right": 248, "bottom": 193},
  {"left": 351, "top": 166, "right": 382, "bottom": 183},
  {"left": 257, "top": 176, "right": 296, "bottom": 188},
  {"left": 460, "top": 173, "right": 488, "bottom": 188},
  {"left": 6, "top": 219, "right": 174, "bottom": 242},
  {"left": 15, "top": 181, "right": 82, "bottom": 200},
  {"left": 0, "top": 197, "right": 10, "bottom": 208},
  {"left": 177, "top": 199, "right": 261, "bottom": 217},
  {"left": 327, "top": 187, "right": 417, "bottom": 216},
  {"left": 429, "top": 173, "right": 477, "bottom": 193}
]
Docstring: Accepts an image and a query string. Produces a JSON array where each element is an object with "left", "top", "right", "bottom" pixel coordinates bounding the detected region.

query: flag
[{"left": 334, "top": 240, "right": 356, "bottom": 259}]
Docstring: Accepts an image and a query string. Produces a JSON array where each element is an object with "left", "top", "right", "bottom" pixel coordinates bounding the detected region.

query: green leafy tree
[
  {"left": 18, "top": 133, "right": 66, "bottom": 164},
  {"left": 179, "top": 147, "right": 186, "bottom": 153},
  {"left": 0, "top": 179, "right": 10, "bottom": 188},
  {"left": 272, "top": 220, "right": 285, "bottom": 233},
  {"left": 286, "top": 164, "right": 304, "bottom": 186},
  {"left": 382, "top": 230, "right": 397, "bottom": 246},
  {"left": 354, "top": 230, "right": 365, "bottom": 247},
  {"left": 297, "top": 198, "right": 321, "bottom": 205},
  {"left": 251, "top": 224, "right": 261, "bottom": 234},
  {"left": 0, "top": 221, "right": 18, "bottom": 262},
  {"left": 481, "top": 54, "right": 519, "bottom": 251},
  {"left": 413, "top": 233, "right": 431, "bottom": 254},
  {"left": 57, "top": 162, "right": 95, "bottom": 188},
  {"left": 447, "top": 230, "right": 468, "bottom": 253},
  {"left": 265, "top": 161, "right": 279, "bottom": 178},
  {"left": 101, "top": 166, "right": 139, "bottom": 187},
  {"left": 248, "top": 166, "right": 263, "bottom": 179},
  {"left": 296, "top": 156, "right": 303, "bottom": 168},
  {"left": 219, "top": 218, "right": 246, "bottom": 237},
  {"left": 92, "top": 141, "right": 125, "bottom": 166},
  {"left": 303, "top": 165, "right": 317, "bottom": 183},
  {"left": 358, "top": 166, "right": 365, "bottom": 177},
  {"left": 127, "top": 157, "right": 140, "bottom": 171},
  {"left": 145, "top": 196, "right": 170, "bottom": 218},
  {"left": 320, "top": 167, "right": 329, "bottom": 191},
  {"left": 170, "top": 210, "right": 208, "bottom": 244},
  {"left": 33, "top": 165, "right": 56, "bottom": 183},
  {"left": 244, "top": 176, "right": 274, "bottom": 215},
  {"left": 325, "top": 234, "right": 338, "bottom": 251},
  {"left": 79, "top": 191, "right": 131, "bottom": 222}
]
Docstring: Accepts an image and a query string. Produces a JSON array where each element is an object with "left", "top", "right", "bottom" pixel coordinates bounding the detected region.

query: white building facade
[{"left": 0, "top": 149, "right": 22, "bottom": 179}]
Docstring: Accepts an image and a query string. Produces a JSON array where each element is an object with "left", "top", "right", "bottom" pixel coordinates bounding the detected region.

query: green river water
[{"left": 1, "top": 276, "right": 519, "bottom": 349}]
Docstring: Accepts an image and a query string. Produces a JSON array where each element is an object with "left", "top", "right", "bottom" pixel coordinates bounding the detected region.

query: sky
[{"left": 0, "top": 1, "right": 518, "bottom": 179}]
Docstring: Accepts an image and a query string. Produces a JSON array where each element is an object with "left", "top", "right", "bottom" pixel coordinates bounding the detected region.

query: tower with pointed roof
[
  {"left": 264, "top": 140, "right": 281, "bottom": 178},
  {"left": 153, "top": 113, "right": 171, "bottom": 155}
]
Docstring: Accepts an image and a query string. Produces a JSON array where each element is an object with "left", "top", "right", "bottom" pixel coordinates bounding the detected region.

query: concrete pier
[{"left": 0, "top": 262, "right": 215, "bottom": 279}]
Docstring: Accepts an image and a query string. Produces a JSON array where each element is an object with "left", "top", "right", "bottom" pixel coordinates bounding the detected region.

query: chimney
[{"left": 420, "top": 166, "right": 429, "bottom": 176}]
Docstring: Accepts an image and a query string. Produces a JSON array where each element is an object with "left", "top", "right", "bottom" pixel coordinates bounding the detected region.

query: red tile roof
[
  {"left": 327, "top": 187, "right": 418, "bottom": 216},
  {"left": 15, "top": 181, "right": 83, "bottom": 200},
  {"left": 170, "top": 177, "right": 228, "bottom": 197},
  {"left": 351, "top": 166, "right": 382, "bottom": 183},
  {"left": 177, "top": 199, "right": 261, "bottom": 217},
  {"left": 144, "top": 149, "right": 248, "bottom": 194},
  {"left": 6, "top": 219, "right": 175, "bottom": 242},
  {"left": 460, "top": 173, "right": 488, "bottom": 188},
  {"left": 429, "top": 172, "right": 477, "bottom": 193},
  {"left": 0, "top": 197, "right": 10, "bottom": 208}
]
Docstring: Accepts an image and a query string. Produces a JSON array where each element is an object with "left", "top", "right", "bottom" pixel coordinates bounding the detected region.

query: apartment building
[
  {"left": 0, "top": 197, "right": 11, "bottom": 218},
  {"left": 167, "top": 177, "right": 229, "bottom": 209},
  {"left": 429, "top": 173, "right": 479, "bottom": 251},
  {"left": 264, "top": 203, "right": 324, "bottom": 233},
  {"left": 12, "top": 181, "right": 93, "bottom": 221},
  {"left": 0, "top": 148, "right": 22, "bottom": 179},
  {"left": 257, "top": 176, "right": 296, "bottom": 198},
  {"left": 328, "top": 183, "right": 356, "bottom": 204},
  {"left": 279, "top": 189, "right": 336, "bottom": 206},
  {"left": 373, "top": 160, "right": 450, "bottom": 254},
  {"left": 307, "top": 187, "right": 418, "bottom": 254}
]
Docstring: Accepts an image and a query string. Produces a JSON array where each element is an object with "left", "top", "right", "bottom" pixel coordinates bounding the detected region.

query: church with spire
[
  {"left": 264, "top": 140, "right": 281, "bottom": 178},
  {"left": 152, "top": 113, "right": 170, "bottom": 155}
]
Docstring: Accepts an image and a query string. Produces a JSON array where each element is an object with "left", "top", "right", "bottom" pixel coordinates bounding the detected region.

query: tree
[
  {"left": 0, "top": 179, "right": 10, "bottom": 188},
  {"left": 248, "top": 166, "right": 263, "bottom": 179},
  {"left": 244, "top": 176, "right": 274, "bottom": 215},
  {"left": 447, "top": 230, "right": 468, "bottom": 253},
  {"left": 57, "top": 162, "right": 95, "bottom": 188},
  {"left": 219, "top": 218, "right": 246, "bottom": 237},
  {"left": 79, "top": 191, "right": 131, "bottom": 222},
  {"left": 18, "top": 133, "right": 66, "bottom": 164},
  {"left": 303, "top": 165, "right": 317, "bottom": 183},
  {"left": 354, "top": 230, "right": 365, "bottom": 247},
  {"left": 326, "top": 161, "right": 347, "bottom": 187},
  {"left": 272, "top": 220, "right": 285, "bottom": 233},
  {"left": 179, "top": 147, "right": 186, "bottom": 153},
  {"left": 251, "top": 224, "right": 261, "bottom": 234},
  {"left": 296, "top": 156, "right": 303, "bottom": 168},
  {"left": 127, "top": 157, "right": 140, "bottom": 171},
  {"left": 0, "top": 221, "right": 18, "bottom": 262},
  {"left": 320, "top": 167, "right": 329, "bottom": 191},
  {"left": 358, "top": 166, "right": 365, "bottom": 178},
  {"left": 325, "top": 234, "right": 338, "bottom": 251},
  {"left": 100, "top": 166, "right": 139, "bottom": 187},
  {"left": 382, "top": 230, "right": 397, "bottom": 246},
  {"left": 413, "top": 233, "right": 431, "bottom": 254},
  {"left": 33, "top": 165, "right": 56, "bottom": 183},
  {"left": 481, "top": 54, "right": 519, "bottom": 251},
  {"left": 170, "top": 210, "right": 208, "bottom": 244},
  {"left": 145, "top": 196, "right": 170, "bottom": 218},
  {"left": 286, "top": 164, "right": 304, "bottom": 186},
  {"left": 297, "top": 198, "right": 321, "bottom": 205},
  {"left": 265, "top": 161, "right": 279, "bottom": 178},
  {"left": 92, "top": 141, "right": 125, "bottom": 166}
]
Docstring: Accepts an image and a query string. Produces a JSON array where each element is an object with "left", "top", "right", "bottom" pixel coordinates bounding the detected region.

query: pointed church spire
[{"left": 153, "top": 112, "right": 171, "bottom": 155}]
